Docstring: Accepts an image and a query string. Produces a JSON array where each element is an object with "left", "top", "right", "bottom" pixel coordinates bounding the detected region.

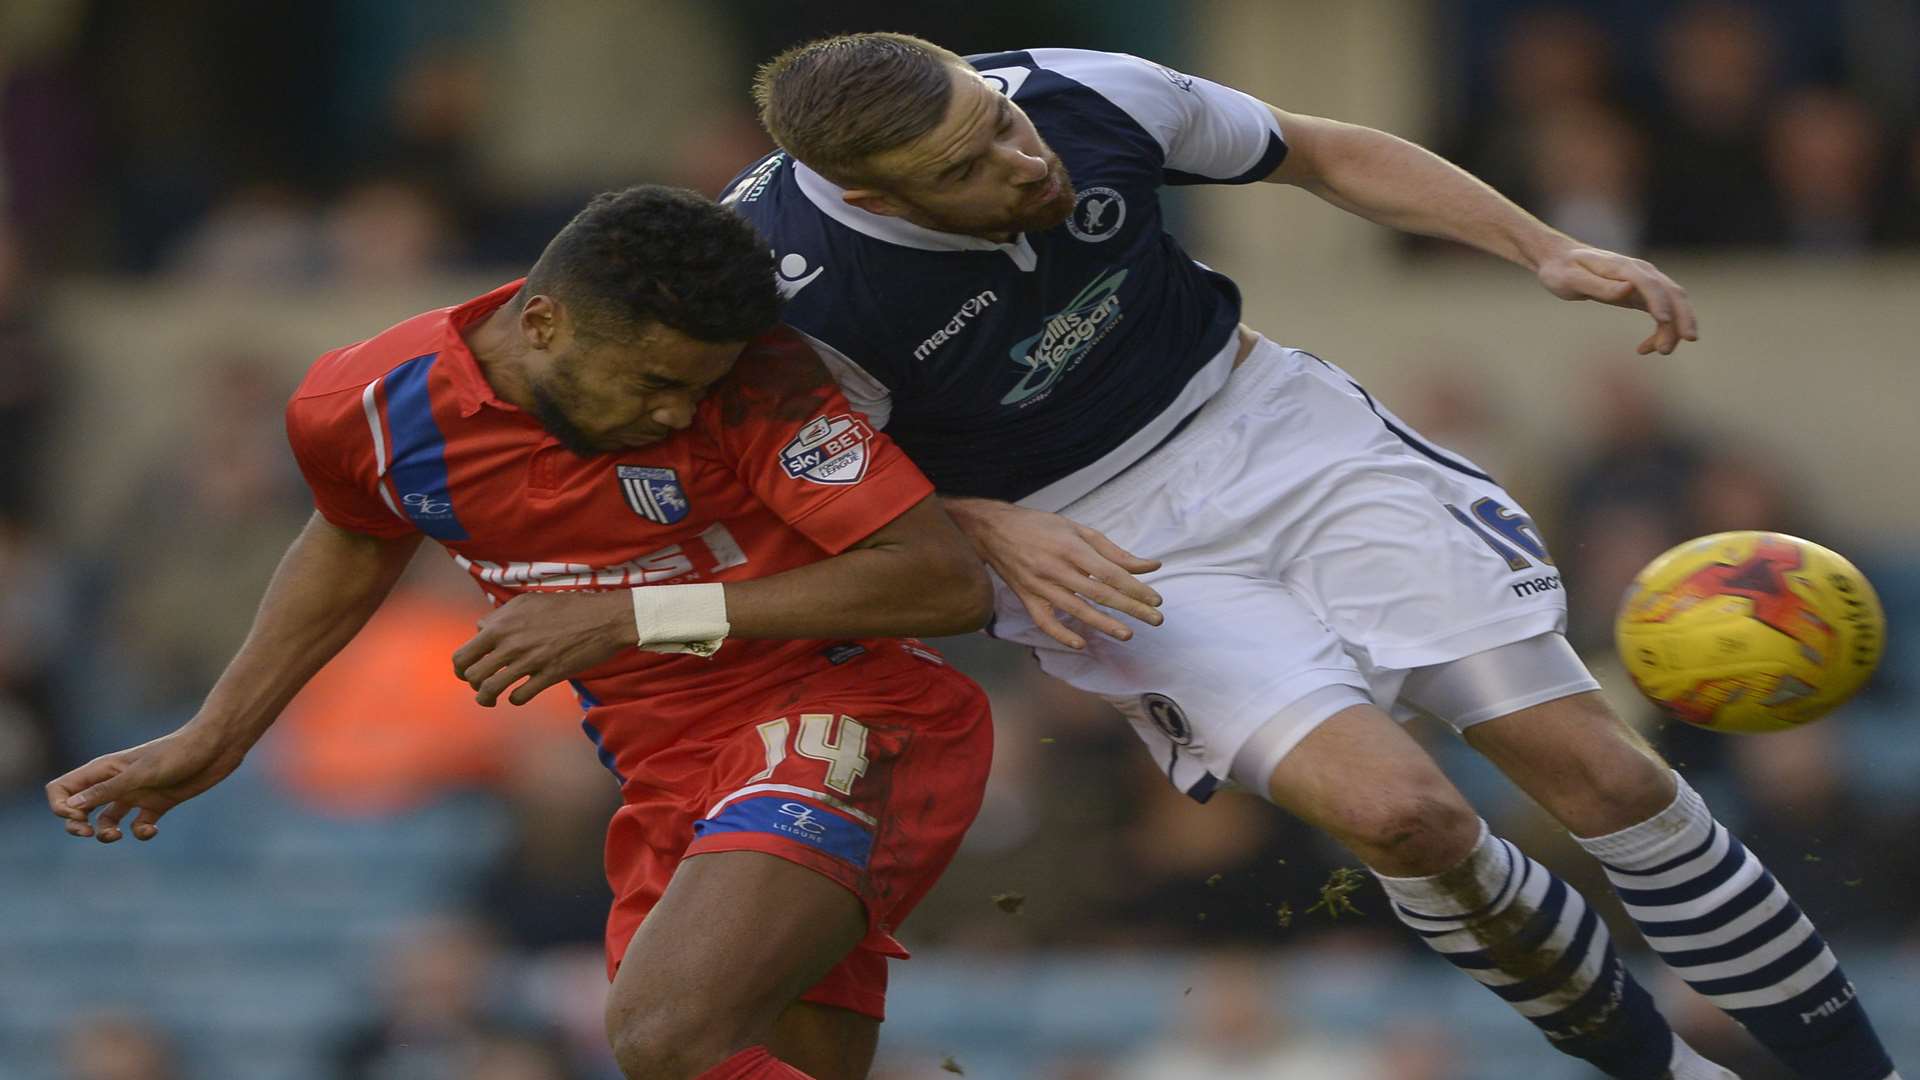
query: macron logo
[{"left": 914, "top": 290, "right": 998, "bottom": 361}]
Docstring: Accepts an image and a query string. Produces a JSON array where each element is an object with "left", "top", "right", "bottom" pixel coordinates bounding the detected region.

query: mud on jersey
[{"left": 725, "top": 48, "right": 1286, "bottom": 509}]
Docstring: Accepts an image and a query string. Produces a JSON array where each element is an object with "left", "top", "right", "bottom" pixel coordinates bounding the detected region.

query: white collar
[{"left": 792, "top": 161, "right": 1038, "bottom": 271}]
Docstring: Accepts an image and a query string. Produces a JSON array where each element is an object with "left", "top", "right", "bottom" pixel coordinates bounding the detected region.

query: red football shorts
[{"left": 599, "top": 641, "right": 993, "bottom": 1021}]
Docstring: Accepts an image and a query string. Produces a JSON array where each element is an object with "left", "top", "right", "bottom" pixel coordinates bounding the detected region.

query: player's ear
[
  {"left": 520, "top": 294, "right": 562, "bottom": 349},
  {"left": 842, "top": 187, "right": 909, "bottom": 220}
]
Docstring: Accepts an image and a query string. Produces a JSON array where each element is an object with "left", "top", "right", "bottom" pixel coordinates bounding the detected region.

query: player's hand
[
  {"left": 45, "top": 726, "right": 244, "bottom": 843},
  {"left": 1535, "top": 246, "right": 1699, "bottom": 355},
  {"left": 453, "top": 590, "right": 634, "bottom": 707},
  {"left": 941, "top": 497, "right": 1163, "bottom": 650}
]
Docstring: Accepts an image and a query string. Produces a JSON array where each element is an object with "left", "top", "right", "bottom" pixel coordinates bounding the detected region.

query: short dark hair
[
  {"left": 525, "top": 185, "right": 780, "bottom": 343},
  {"left": 752, "top": 32, "right": 969, "bottom": 185}
]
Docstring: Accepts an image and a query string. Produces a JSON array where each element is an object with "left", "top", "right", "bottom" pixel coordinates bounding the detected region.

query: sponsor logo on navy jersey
[
  {"left": 781, "top": 413, "right": 873, "bottom": 485},
  {"left": 1002, "top": 268, "right": 1129, "bottom": 405},
  {"left": 1066, "top": 186, "right": 1126, "bottom": 242},
  {"left": 915, "top": 290, "right": 999, "bottom": 360},
  {"left": 617, "top": 465, "right": 691, "bottom": 524},
  {"left": 775, "top": 252, "right": 825, "bottom": 298},
  {"left": 722, "top": 153, "right": 784, "bottom": 205}
]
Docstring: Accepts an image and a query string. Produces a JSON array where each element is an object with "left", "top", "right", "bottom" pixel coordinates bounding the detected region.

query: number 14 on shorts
[{"left": 751, "top": 714, "right": 871, "bottom": 794}]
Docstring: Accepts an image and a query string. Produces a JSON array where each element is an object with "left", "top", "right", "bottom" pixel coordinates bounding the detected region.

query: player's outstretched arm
[
  {"left": 452, "top": 497, "right": 995, "bottom": 707},
  {"left": 940, "top": 496, "right": 1163, "bottom": 651},
  {"left": 1261, "top": 108, "right": 1698, "bottom": 355},
  {"left": 46, "top": 513, "right": 420, "bottom": 842}
]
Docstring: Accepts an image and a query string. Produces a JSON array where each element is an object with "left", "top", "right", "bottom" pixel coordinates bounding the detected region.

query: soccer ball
[{"left": 1614, "top": 531, "right": 1885, "bottom": 733}]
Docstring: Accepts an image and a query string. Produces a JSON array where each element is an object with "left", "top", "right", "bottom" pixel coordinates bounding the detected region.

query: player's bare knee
[
  {"left": 1571, "top": 742, "right": 1677, "bottom": 834},
  {"left": 1336, "top": 783, "right": 1480, "bottom": 876},
  {"left": 606, "top": 993, "right": 739, "bottom": 1080}
]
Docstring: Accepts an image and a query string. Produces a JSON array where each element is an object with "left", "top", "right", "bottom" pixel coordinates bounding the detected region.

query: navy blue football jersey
[{"left": 724, "top": 48, "right": 1286, "bottom": 509}]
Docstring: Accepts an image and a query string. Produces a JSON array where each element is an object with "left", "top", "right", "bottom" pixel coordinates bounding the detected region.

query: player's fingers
[
  {"left": 1045, "top": 586, "right": 1135, "bottom": 643},
  {"left": 1074, "top": 575, "right": 1165, "bottom": 627},
  {"left": 47, "top": 758, "right": 126, "bottom": 817},
  {"left": 93, "top": 801, "right": 132, "bottom": 844},
  {"left": 1077, "top": 528, "right": 1162, "bottom": 576},
  {"left": 507, "top": 671, "right": 565, "bottom": 707},
  {"left": 451, "top": 622, "right": 506, "bottom": 672},
  {"left": 1070, "top": 550, "right": 1162, "bottom": 610},
  {"left": 1020, "top": 592, "right": 1085, "bottom": 651},
  {"left": 458, "top": 648, "right": 514, "bottom": 691},
  {"left": 1556, "top": 264, "right": 1636, "bottom": 305},
  {"left": 1674, "top": 289, "right": 1700, "bottom": 342},
  {"left": 474, "top": 663, "right": 533, "bottom": 708},
  {"left": 129, "top": 806, "right": 166, "bottom": 842},
  {"left": 450, "top": 631, "right": 497, "bottom": 680},
  {"left": 64, "top": 768, "right": 141, "bottom": 814}
]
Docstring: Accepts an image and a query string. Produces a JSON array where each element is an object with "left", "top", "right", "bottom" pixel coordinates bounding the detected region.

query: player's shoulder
[
  {"left": 972, "top": 47, "right": 1194, "bottom": 110},
  {"left": 293, "top": 302, "right": 457, "bottom": 403},
  {"left": 704, "top": 325, "right": 839, "bottom": 431}
]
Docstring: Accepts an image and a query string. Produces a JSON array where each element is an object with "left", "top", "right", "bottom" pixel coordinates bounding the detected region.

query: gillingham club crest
[
  {"left": 617, "top": 465, "right": 691, "bottom": 524},
  {"left": 780, "top": 414, "right": 872, "bottom": 486}
]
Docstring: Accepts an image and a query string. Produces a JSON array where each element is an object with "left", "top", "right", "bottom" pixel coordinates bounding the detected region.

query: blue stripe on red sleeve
[{"left": 381, "top": 353, "right": 470, "bottom": 541}]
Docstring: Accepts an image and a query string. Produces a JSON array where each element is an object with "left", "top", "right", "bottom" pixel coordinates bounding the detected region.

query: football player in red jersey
[{"left": 46, "top": 186, "right": 997, "bottom": 1080}]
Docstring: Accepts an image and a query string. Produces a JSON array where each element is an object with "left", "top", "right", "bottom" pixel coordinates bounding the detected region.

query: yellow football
[{"left": 1614, "top": 531, "right": 1885, "bottom": 733}]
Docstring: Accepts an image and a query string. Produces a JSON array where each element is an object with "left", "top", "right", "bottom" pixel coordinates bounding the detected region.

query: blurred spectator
[
  {"left": 103, "top": 353, "right": 311, "bottom": 711},
  {"left": 266, "top": 561, "right": 588, "bottom": 816},
  {"left": 1553, "top": 363, "right": 1710, "bottom": 651},
  {"left": 465, "top": 1031, "right": 585, "bottom": 1080},
  {"left": 1524, "top": 100, "right": 1649, "bottom": 253},
  {"left": 335, "top": 913, "right": 570, "bottom": 1080},
  {"left": 476, "top": 730, "right": 621, "bottom": 951},
  {"left": 62, "top": 1012, "right": 182, "bottom": 1080},
  {"left": 1721, "top": 723, "right": 1920, "bottom": 937},
  {"left": 1764, "top": 88, "right": 1888, "bottom": 254},
  {"left": 1452, "top": 7, "right": 1619, "bottom": 206},
  {"left": 161, "top": 182, "right": 320, "bottom": 284},
  {"left": 0, "top": 514, "right": 77, "bottom": 795},
  {"left": 1112, "top": 952, "right": 1388, "bottom": 1079},
  {"left": 1646, "top": 1, "right": 1781, "bottom": 247},
  {"left": 0, "top": 217, "right": 64, "bottom": 517},
  {"left": 322, "top": 174, "right": 462, "bottom": 283},
  {"left": 1892, "top": 128, "right": 1920, "bottom": 243}
]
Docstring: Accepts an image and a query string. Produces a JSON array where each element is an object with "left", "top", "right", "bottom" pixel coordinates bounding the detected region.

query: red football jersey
[{"left": 285, "top": 281, "right": 935, "bottom": 777}]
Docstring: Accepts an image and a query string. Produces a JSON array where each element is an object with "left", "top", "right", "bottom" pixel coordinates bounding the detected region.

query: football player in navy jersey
[{"left": 727, "top": 32, "right": 1900, "bottom": 1080}]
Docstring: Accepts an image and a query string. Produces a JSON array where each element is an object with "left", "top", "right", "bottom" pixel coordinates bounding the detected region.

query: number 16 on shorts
[{"left": 752, "top": 714, "right": 871, "bottom": 794}]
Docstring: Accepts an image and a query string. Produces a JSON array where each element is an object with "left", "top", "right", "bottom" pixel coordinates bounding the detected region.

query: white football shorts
[{"left": 988, "top": 333, "right": 1595, "bottom": 800}]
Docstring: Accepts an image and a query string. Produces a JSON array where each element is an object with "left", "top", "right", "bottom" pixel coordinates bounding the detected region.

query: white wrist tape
[{"left": 631, "top": 583, "right": 729, "bottom": 658}]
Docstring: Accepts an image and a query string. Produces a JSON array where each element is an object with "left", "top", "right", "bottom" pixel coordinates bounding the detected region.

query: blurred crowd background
[{"left": 2, "top": 1, "right": 1917, "bottom": 1078}]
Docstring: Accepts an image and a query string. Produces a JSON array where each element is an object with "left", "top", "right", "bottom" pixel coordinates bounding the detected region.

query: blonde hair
[{"left": 752, "top": 32, "right": 971, "bottom": 186}]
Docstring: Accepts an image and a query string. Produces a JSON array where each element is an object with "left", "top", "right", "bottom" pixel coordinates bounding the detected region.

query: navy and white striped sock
[
  {"left": 1580, "top": 774, "right": 1897, "bottom": 1080},
  {"left": 1377, "top": 822, "right": 1685, "bottom": 1079}
]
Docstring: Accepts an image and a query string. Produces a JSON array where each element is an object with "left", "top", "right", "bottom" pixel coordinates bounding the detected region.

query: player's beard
[
  {"left": 918, "top": 160, "right": 1077, "bottom": 238},
  {"left": 527, "top": 378, "right": 612, "bottom": 458}
]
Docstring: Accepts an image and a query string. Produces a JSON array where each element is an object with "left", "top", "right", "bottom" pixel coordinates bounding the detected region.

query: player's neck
[{"left": 461, "top": 300, "right": 538, "bottom": 412}]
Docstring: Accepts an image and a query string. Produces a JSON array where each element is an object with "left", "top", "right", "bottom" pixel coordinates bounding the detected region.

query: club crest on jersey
[
  {"left": 617, "top": 465, "right": 691, "bottom": 525},
  {"left": 1066, "top": 186, "right": 1126, "bottom": 243},
  {"left": 780, "top": 413, "right": 872, "bottom": 486},
  {"left": 1142, "top": 693, "right": 1194, "bottom": 746}
]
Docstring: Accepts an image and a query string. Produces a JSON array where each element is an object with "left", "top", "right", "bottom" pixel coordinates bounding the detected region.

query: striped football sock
[
  {"left": 1580, "top": 774, "right": 1897, "bottom": 1080},
  {"left": 1377, "top": 822, "right": 1683, "bottom": 1079}
]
